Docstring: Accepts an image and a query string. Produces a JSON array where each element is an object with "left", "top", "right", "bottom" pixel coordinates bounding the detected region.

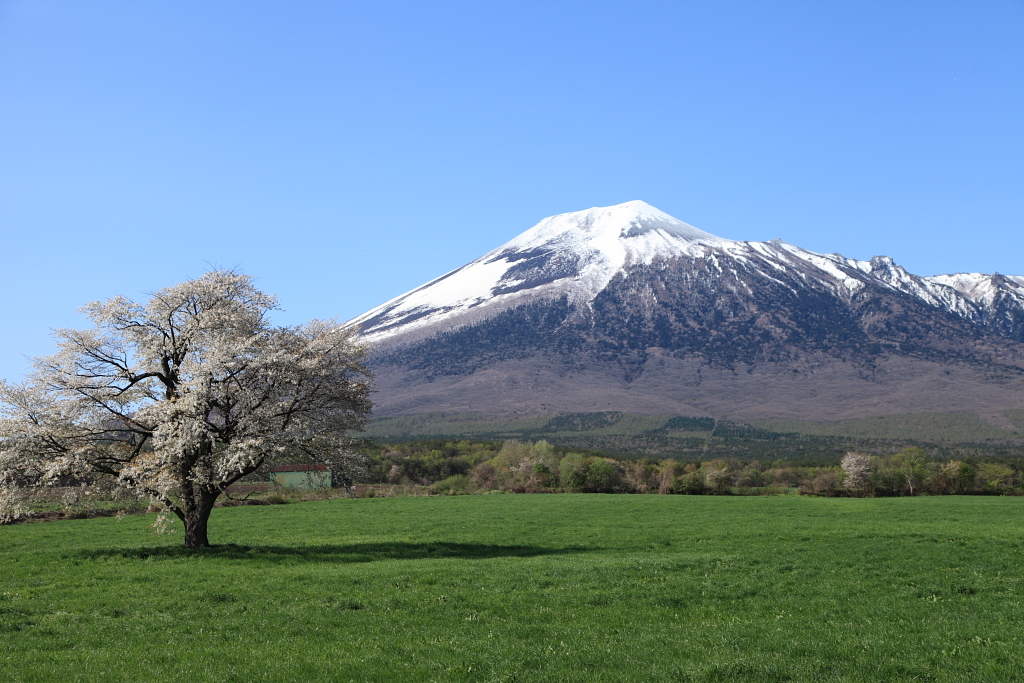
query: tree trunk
[{"left": 184, "top": 489, "right": 219, "bottom": 549}]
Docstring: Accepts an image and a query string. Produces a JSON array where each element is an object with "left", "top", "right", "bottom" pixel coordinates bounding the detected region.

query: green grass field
[{"left": 2, "top": 495, "right": 1023, "bottom": 682}]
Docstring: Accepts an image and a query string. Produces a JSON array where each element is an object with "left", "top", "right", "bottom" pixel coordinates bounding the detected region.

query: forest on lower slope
[{"left": 362, "top": 410, "right": 1024, "bottom": 463}]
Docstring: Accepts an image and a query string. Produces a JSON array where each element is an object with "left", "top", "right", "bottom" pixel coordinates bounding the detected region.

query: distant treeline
[
  {"left": 359, "top": 440, "right": 1023, "bottom": 497},
  {"left": 363, "top": 410, "right": 1024, "bottom": 463}
]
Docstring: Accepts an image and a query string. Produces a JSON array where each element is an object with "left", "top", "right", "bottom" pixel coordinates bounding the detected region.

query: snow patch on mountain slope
[
  {"left": 927, "top": 273, "right": 1020, "bottom": 307},
  {"left": 766, "top": 242, "right": 869, "bottom": 294}
]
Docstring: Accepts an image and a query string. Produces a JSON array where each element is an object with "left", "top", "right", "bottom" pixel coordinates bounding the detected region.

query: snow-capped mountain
[
  {"left": 351, "top": 201, "right": 1024, "bottom": 347},
  {"left": 348, "top": 201, "right": 1024, "bottom": 420},
  {"left": 350, "top": 201, "right": 726, "bottom": 345}
]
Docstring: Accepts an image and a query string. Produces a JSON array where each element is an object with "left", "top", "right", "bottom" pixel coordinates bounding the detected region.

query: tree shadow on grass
[{"left": 78, "top": 542, "right": 597, "bottom": 564}]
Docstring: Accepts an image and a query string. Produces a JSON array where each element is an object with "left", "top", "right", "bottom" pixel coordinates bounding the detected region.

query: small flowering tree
[
  {"left": 0, "top": 271, "right": 372, "bottom": 547},
  {"left": 841, "top": 452, "right": 873, "bottom": 496}
]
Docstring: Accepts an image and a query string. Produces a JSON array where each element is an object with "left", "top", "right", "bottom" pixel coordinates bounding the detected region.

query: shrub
[
  {"left": 490, "top": 441, "right": 533, "bottom": 471},
  {"left": 674, "top": 472, "right": 706, "bottom": 495},
  {"left": 530, "top": 463, "right": 553, "bottom": 489},
  {"left": 976, "top": 463, "right": 1015, "bottom": 494},
  {"left": 657, "top": 459, "right": 678, "bottom": 494},
  {"left": 431, "top": 475, "right": 469, "bottom": 496},
  {"left": 734, "top": 467, "right": 765, "bottom": 488},
  {"left": 704, "top": 467, "right": 732, "bottom": 495},
  {"left": 623, "top": 459, "right": 656, "bottom": 493},
  {"left": 470, "top": 462, "right": 498, "bottom": 490},
  {"left": 932, "top": 460, "right": 975, "bottom": 494},
  {"left": 804, "top": 471, "right": 840, "bottom": 497},
  {"left": 583, "top": 459, "right": 618, "bottom": 493},
  {"left": 766, "top": 468, "right": 798, "bottom": 487},
  {"left": 559, "top": 453, "right": 587, "bottom": 492}
]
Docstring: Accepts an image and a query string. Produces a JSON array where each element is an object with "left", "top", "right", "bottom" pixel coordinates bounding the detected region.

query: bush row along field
[
  {"left": 10, "top": 437, "right": 1022, "bottom": 525},
  {"left": 360, "top": 440, "right": 1024, "bottom": 498},
  {"left": 1, "top": 495, "right": 1022, "bottom": 682}
]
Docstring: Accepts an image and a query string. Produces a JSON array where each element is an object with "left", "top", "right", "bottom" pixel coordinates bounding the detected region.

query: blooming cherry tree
[
  {"left": 0, "top": 271, "right": 372, "bottom": 547},
  {"left": 840, "top": 452, "right": 873, "bottom": 495}
]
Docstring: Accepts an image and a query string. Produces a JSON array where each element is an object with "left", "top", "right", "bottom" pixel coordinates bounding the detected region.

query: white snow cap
[
  {"left": 347, "top": 201, "right": 726, "bottom": 342},
  {"left": 505, "top": 200, "right": 722, "bottom": 248}
]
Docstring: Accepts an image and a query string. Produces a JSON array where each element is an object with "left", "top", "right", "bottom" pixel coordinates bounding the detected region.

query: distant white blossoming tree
[
  {"left": 840, "top": 452, "right": 873, "bottom": 495},
  {"left": 0, "top": 271, "right": 372, "bottom": 547}
]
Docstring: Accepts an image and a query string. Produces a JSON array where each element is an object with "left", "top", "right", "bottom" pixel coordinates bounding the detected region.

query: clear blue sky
[{"left": 1, "top": 1, "right": 1022, "bottom": 381}]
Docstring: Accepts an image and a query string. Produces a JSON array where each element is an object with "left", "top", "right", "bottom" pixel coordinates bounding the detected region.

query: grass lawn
[{"left": 1, "top": 495, "right": 1022, "bottom": 682}]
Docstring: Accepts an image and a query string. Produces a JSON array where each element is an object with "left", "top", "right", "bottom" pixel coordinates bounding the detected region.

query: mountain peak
[
  {"left": 505, "top": 200, "right": 723, "bottom": 250},
  {"left": 348, "top": 201, "right": 729, "bottom": 344}
]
